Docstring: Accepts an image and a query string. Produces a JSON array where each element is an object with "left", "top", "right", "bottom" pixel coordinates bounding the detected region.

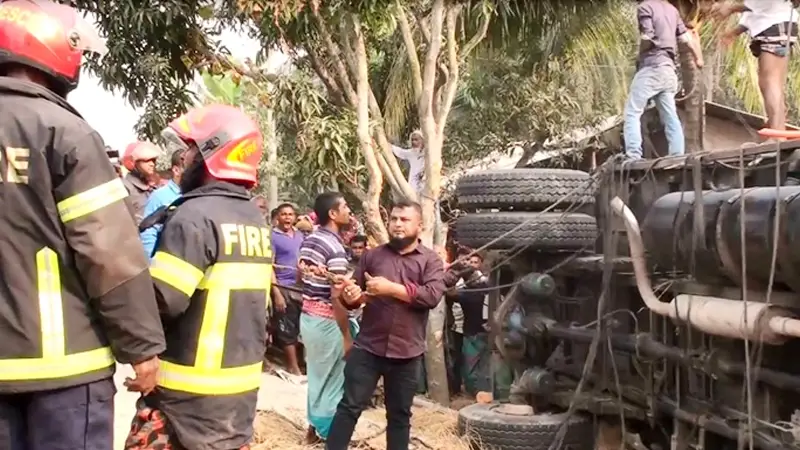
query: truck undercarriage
[{"left": 454, "top": 141, "right": 800, "bottom": 450}]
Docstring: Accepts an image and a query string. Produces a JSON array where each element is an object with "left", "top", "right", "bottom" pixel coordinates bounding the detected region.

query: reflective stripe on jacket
[
  {"left": 147, "top": 181, "right": 272, "bottom": 450},
  {"left": 0, "top": 78, "right": 166, "bottom": 394}
]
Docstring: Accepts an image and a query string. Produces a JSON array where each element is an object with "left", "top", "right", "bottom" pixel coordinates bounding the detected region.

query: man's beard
[
  {"left": 388, "top": 234, "right": 417, "bottom": 250},
  {"left": 179, "top": 153, "right": 205, "bottom": 193}
]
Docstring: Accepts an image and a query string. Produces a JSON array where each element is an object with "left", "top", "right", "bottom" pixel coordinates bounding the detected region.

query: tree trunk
[
  {"left": 420, "top": 129, "right": 449, "bottom": 406},
  {"left": 352, "top": 15, "right": 388, "bottom": 245},
  {"left": 679, "top": 41, "right": 704, "bottom": 152},
  {"left": 265, "top": 108, "right": 279, "bottom": 207}
]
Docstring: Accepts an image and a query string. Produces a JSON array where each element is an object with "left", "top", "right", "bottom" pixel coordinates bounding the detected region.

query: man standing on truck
[
  {"left": 623, "top": 0, "right": 704, "bottom": 160},
  {"left": 711, "top": 0, "right": 798, "bottom": 135},
  {"left": 125, "top": 104, "right": 272, "bottom": 449},
  {"left": 0, "top": 1, "right": 167, "bottom": 448}
]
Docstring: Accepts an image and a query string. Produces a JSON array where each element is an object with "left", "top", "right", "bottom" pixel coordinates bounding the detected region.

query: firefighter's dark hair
[
  {"left": 391, "top": 198, "right": 422, "bottom": 218},
  {"left": 170, "top": 149, "right": 184, "bottom": 168},
  {"left": 314, "top": 191, "right": 345, "bottom": 226}
]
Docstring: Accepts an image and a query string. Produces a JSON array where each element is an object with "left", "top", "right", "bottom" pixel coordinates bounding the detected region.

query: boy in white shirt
[{"left": 713, "top": 0, "right": 798, "bottom": 133}]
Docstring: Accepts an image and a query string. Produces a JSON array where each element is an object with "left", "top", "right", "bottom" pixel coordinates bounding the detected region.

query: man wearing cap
[{"left": 122, "top": 140, "right": 162, "bottom": 224}]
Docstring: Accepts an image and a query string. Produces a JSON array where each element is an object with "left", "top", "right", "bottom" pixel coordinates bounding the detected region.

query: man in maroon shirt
[{"left": 326, "top": 199, "right": 446, "bottom": 450}]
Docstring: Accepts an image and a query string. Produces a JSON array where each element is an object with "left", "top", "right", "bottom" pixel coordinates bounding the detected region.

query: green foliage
[
  {"left": 201, "top": 70, "right": 244, "bottom": 104},
  {"left": 74, "top": 0, "right": 218, "bottom": 138},
  {"left": 271, "top": 68, "right": 366, "bottom": 205},
  {"left": 444, "top": 56, "right": 610, "bottom": 167}
]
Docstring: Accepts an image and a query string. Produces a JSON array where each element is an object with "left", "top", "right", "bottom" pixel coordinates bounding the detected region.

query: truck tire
[
  {"left": 458, "top": 403, "right": 594, "bottom": 450},
  {"left": 455, "top": 212, "right": 596, "bottom": 251},
  {"left": 456, "top": 169, "right": 595, "bottom": 211}
]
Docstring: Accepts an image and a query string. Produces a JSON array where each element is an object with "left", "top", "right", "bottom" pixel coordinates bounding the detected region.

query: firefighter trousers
[{"left": 0, "top": 378, "right": 115, "bottom": 450}]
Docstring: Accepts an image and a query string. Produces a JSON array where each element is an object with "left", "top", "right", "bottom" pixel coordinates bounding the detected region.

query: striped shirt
[{"left": 298, "top": 227, "right": 349, "bottom": 305}]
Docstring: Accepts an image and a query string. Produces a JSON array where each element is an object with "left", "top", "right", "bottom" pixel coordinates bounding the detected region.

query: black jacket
[
  {"left": 0, "top": 78, "right": 166, "bottom": 393},
  {"left": 147, "top": 181, "right": 273, "bottom": 450}
]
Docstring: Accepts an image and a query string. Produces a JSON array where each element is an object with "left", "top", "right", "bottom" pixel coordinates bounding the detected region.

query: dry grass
[
  {"left": 252, "top": 405, "right": 473, "bottom": 450},
  {"left": 252, "top": 411, "right": 309, "bottom": 450}
]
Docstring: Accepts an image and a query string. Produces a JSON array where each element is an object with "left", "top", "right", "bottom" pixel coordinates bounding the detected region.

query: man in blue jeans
[{"left": 623, "top": 0, "right": 704, "bottom": 160}]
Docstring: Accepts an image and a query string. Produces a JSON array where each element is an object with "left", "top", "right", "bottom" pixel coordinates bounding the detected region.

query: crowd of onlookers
[{"left": 111, "top": 135, "right": 493, "bottom": 448}]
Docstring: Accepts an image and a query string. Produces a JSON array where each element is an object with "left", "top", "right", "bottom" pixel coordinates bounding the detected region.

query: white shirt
[
  {"left": 740, "top": 0, "right": 797, "bottom": 37},
  {"left": 391, "top": 145, "right": 425, "bottom": 194}
]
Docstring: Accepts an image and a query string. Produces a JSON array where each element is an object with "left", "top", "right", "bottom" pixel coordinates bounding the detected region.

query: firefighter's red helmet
[
  {"left": 0, "top": 0, "right": 107, "bottom": 95},
  {"left": 162, "top": 104, "right": 263, "bottom": 187}
]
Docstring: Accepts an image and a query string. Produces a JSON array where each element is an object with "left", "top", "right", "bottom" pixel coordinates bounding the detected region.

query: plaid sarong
[{"left": 124, "top": 398, "right": 251, "bottom": 450}]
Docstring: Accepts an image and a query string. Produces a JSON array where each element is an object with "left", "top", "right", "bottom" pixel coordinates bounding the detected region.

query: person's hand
[
  {"left": 343, "top": 337, "right": 353, "bottom": 359},
  {"left": 342, "top": 283, "right": 364, "bottom": 305},
  {"left": 273, "top": 290, "right": 287, "bottom": 313},
  {"left": 364, "top": 272, "right": 395, "bottom": 296},
  {"left": 331, "top": 273, "right": 354, "bottom": 300},
  {"left": 695, "top": 57, "right": 704, "bottom": 68},
  {"left": 125, "top": 356, "right": 160, "bottom": 395}
]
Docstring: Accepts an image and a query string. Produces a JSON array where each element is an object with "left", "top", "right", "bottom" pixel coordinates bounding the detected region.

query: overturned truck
[{"left": 454, "top": 141, "right": 800, "bottom": 450}]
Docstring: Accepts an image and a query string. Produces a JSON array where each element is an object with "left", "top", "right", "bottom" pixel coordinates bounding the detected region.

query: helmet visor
[
  {"left": 71, "top": 11, "right": 108, "bottom": 57},
  {"left": 161, "top": 126, "right": 191, "bottom": 153}
]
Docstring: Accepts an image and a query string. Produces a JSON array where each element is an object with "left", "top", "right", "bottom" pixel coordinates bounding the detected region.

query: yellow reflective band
[
  {"left": 155, "top": 262, "right": 271, "bottom": 394},
  {"left": 198, "top": 262, "right": 271, "bottom": 290},
  {"left": 0, "top": 247, "right": 114, "bottom": 381},
  {"left": 57, "top": 178, "right": 129, "bottom": 223},
  {"left": 150, "top": 251, "right": 205, "bottom": 297},
  {"left": 0, "top": 347, "right": 114, "bottom": 380},
  {"left": 195, "top": 262, "right": 272, "bottom": 369},
  {"left": 157, "top": 360, "right": 262, "bottom": 395},
  {"left": 195, "top": 288, "right": 229, "bottom": 369},
  {"left": 37, "top": 248, "right": 64, "bottom": 358}
]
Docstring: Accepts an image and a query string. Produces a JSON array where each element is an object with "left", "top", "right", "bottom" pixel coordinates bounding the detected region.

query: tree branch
[
  {"left": 437, "top": 5, "right": 461, "bottom": 125},
  {"left": 414, "top": 11, "right": 431, "bottom": 45},
  {"left": 419, "top": 0, "right": 445, "bottom": 121},
  {"left": 338, "top": 21, "right": 360, "bottom": 85},
  {"left": 460, "top": 7, "right": 491, "bottom": 63},
  {"left": 374, "top": 146, "right": 404, "bottom": 196},
  {"left": 351, "top": 13, "right": 388, "bottom": 244},
  {"left": 367, "top": 88, "right": 417, "bottom": 200},
  {"left": 305, "top": 46, "right": 347, "bottom": 107},
  {"left": 311, "top": 7, "right": 357, "bottom": 106},
  {"left": 396, "top": 2, "right": 422, "bottom": 99}
]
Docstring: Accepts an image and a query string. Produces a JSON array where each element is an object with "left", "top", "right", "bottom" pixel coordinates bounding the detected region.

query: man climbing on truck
[
  {"left": 623, "top": 0, "right": 704, "bottom": 160},
  {"left": 711, "top": 0, "right": 798, "bottom": 136}
]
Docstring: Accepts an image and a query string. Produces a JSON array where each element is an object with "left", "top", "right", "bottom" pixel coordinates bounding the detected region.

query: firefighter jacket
[
  {"left": 0, "top": 78, "right": 166, "bottom": 394},
  {"left": 147, "top": 181, "right": 272, "bottom": 450}
]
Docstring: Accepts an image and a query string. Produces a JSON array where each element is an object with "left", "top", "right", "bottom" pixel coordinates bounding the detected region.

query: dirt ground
[
  {"left": 252, "top": 407, "right": 472, "bottom": 450},
  {"left": 253, "top": 371, "right": 475, "bottom": 450},
  {"left": 113, "top": 364, "right": 475, "bottom": 450}
]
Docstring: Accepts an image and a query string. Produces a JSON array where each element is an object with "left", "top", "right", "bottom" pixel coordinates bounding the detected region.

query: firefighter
[
  {"left": 122, "top": 140, "right": 162, "bottom": 224},
  {"left": 125, "top": 104, "right": 273, "bottom": 450},
  {"left": 0, "top": 1, "right": 167, "bottom": 449}
]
